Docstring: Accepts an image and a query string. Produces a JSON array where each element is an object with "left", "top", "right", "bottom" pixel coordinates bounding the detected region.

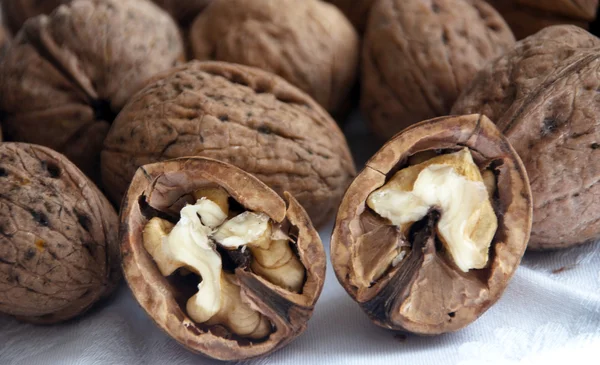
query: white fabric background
[{"left": 1, "top": 114, "right": 599, "bottom": 365}]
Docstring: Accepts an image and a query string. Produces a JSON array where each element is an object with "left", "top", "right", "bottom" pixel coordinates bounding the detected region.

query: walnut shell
[
  {"left": 102, "top": 61, "right": 356, "bottom": 228},
  {"left": 151, "top": 0, "right": 213, "bottom": 26},
  {"left": 0, "top": 143, "right": 120, "bottom": 324},
  {"left": 452, "top": 25, "right": 600, "bottom": 250},
  {"left": 331, "top": 114, "right": 532, "bottom": 334},
  {"left": 189, "top": 0, "right": 359, "bottom": 114},
  {"left": 487, "top": 0, "right": 591, "bottom": 39},
  {"left": 361, "top": 0, "right": 515, "bottom": 141},
  {"left": 0, "top": 0, "right": 67, "bottom": 35},
  {"left": 514, "top": 0, "right": 598, "bottom": 21},
  {"left": 0, "top": 0, "right": 184, "bottom": 183},
  {"left": 120, "top": 157, "right": 326, "bottom": 360},
  {"left": 325, "top": 0, "right": 376, "bottom": 33}
]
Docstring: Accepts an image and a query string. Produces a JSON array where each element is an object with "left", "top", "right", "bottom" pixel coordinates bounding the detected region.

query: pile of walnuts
[{"left": 1, "top": 0, "right": 599, "bottom": 361}]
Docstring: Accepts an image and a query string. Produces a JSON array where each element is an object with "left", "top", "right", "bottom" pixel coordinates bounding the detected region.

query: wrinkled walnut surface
[
  {"left": 151, "top": 0, "right": 213, "bottom": 26},
  {"left": 189, "top": 0, "right": 359, "bottom": 114},
  {"left": 120, "top": 157, "right": 326, "bottom": 360},
  {"left": 325, "top": 0, "right": 377, "bottom": 33},
  {"left": 453, "top": 25, "right": 600, "bottom": 250},
  {"left": 0, "top": 0, "right": 184, "bottom": 183},
  {"left": 102, "top": 61, "right": 356, "bottom": 228},
  {"left": 331, "top": 114, "right": 532, "bottom": 334},
  {"left": 0, "top": 143, "right": 120, "bottom": 324},
  {"left": 361, "top": 0, "right": 514, "bottom": 141},
  {"left": 487, "top": 0, "right": 591, "bottom": 39},
  {"left": 0, "top": 0, "right": 67, "bottom": 35},
  {"left": 514, "top": 0, "right": 598, "bottom": 20}
]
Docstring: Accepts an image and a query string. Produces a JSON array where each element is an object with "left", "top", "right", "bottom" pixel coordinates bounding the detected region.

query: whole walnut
[
  {"left": 453, "top": 25, "right": 600, "bottom": 250},
  {"left": 487, "top": 0, "right": 594, "bottom": 39},
  {"left": 361, "top": 0, "right": 515, "bottom": 141},
  {"left": 0, "top": 0, "right": 184, "bottom": 183},
  {"left": 0, "top": 143, "right": 120, "bottom": 324},
  {"left": 325, "top": 0, "right": 376, "bottom": 33},
  {"left": 151, "top": 0, "right": 213, "bottom": 26},
  {"left": 0, "top": 0, "right": 67, "bottom": 35},
  {"left": 102, "top": 61, "right": 356, "bottom": 228},
  {"left": 189, "top": 0, "right": 359, "bottom": 114}
]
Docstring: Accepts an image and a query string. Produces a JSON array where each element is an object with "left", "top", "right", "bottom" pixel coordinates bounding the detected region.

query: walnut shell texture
[
  {"left": 361, "top": 0, "right": 515, "bottom": 141},
  {"left": 453, "top": 25, "right": 600, "bottom": 250},
  {"left": 120, "top": 157, "right": 326, "bottom": 360},
  {"left": 102, "top": 61, "right": 356, "bottom": 228},
  {"left": 189, "top": 0, "right": 359, "bottom": 114},
  {"left": 487, "top": 0, "right": 591, "bottom": 39},
  {"left": 331, "top": 114, "right": 532, "bottom": 334},
  {"left": 0, "top": 143, "right": 120, "bottom": 324},
  {"left": 151, "top": 0, "right": 213, "bottom": 26},
  {"left": 0, "top": 0, "right": 184, "bottom": 183},
  {"left": 515, "top": 0, "right": 598, "bottom": 21},
  {"left": 325, "top": 0, "right": 377, "bottom": 33},
  {"left": 0, "top": 0, "right": 67, "bottom": 35}
]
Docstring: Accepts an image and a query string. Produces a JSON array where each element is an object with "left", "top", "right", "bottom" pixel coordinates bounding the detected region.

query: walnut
[
  {"left": 0, "top": 0, "right": 67, "bottom": 35},
  {"left": 452, "top": 25, "right": 600, "bottom": 250},
  {"left": 151, "top": 0, "right": 213, "bottom": 26},
  {"left": 361, "top": 0, "right": 515, "bottom": 141},
  {"left": 121, "top": 157, "right": 326, "bottom": 360},
  {"left": 0, "top": 0, "right": 184, "bottom": 183},
  {"left": 325, "top": 0, "right": 377, "bottom": 33},
  {"left": 188, "top": 0, "right": 359, "bottom": 114},
  {"left": 102, "top": 61, "right": 356, "bottom": 228},
  {"left": 513, "top": 0, "right": 598, "bottom": 21},
  {"left": 0, "top": 143, "right": 120, "bottom": 324},
  {"left": 486, "top": 0, "right": 593, "bottom": 39},
  {"left": 331, "top": 115, "right": 532, "bottom": 334}
]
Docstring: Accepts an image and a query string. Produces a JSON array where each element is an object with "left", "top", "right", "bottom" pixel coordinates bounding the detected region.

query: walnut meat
[
  {"left": 120, "top": 157, "right": 326, "bottom": 360},
  {"left": 486, "top": 0, "right": 593, "bottom": 39},
  {"left": 325, "top": 0, "right": 376, "bottom": 33},
  {"left": 453, "top": 25, "right": 600, "bottom": 250},
  {"left": 361, "top": 0, "right": 515, "bottom": 140},
  {"left": 102, "top": 61, "right": 356, "bottom": 228},
  {"left": 0, "top": 0, "right": 67, "bottom": 35},
  {"left": 189, "top": 0, "right": 359, "bottom": 114},
  {"left": 331, "top": 115, "right": 532, "bottom": 334},
  {"left": 0, "top": 143, "right": 120, "bottom": 324},
  {"left": 0, "top": 0, "right": 184, "bottom": 183}
]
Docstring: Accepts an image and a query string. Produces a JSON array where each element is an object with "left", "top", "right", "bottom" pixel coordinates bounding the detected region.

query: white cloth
[{"left": 2, "top": 114, "right": 599, "bottom": 365}]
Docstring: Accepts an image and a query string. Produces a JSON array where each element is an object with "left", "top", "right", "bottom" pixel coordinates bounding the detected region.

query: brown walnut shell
[
  {"left": 513, "top": 0, "right": 598, "bottom": 21},
  {"left": 452, "top": 25, "right": 600, "bottom": 250},
  {"left": 1, "top": 0, "right": 67, "bottom": 35},
  {"left": 151, "top": 0, "right": 213, "bottom": 26},
  {"left": 361, "top": 0, "right": 514, "bottom": 141},
  {"left": 189, "top": 0, "right": 359, "bottom": 114},
  {"left": 331, "top": 114, "right": 532, "bottom": 334},
  {"left": 0, "top": 0, "right": 184, "bottom": 183},
  {"left": 102, "top": 61, "right": 356, "bottom": 228},
  {"left": 120, "top": 157, "right": 326, "bottom": 360},
  {"left": 487, "top": 0, "right": 591, "bottom": 39},
  {"left": 325, "top": 0, "right": 377, "bottom": 33},
  {"left": 0, "top": 143, "right": 120, "bottom": 324}
]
